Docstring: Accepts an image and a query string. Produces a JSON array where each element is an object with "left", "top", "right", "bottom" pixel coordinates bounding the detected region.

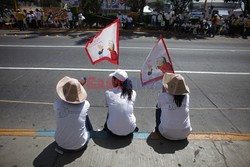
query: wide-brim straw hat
[
  {"left": 56, "top": 76, "right": 87, "bottom": 104},
  {"left": 162, "top": 73, "right": 190, "bottom": 95}
]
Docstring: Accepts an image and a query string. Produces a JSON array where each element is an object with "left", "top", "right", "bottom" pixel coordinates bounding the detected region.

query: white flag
[
  {"left": 85, "top": 19, "right": 120, "bottom": 65},
  {"left": 140, "top": 36, "right": 174, "bottom": 86}
]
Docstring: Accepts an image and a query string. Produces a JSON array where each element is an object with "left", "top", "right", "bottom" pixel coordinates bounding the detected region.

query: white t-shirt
[
  {"left": 164, "top": 13, "right": 171, "bottom": 21},
  {"left": 105, "top": 88, "right": 136, "bottom": 136},
  {"left": 67, "top": 12, "right": 73, "bottom": 21},
  {"left": 127, "top": 17, "right": 133, "bottom": 23},
  {"left": 54, "top": 99, "right": 90, "bottom": 150},
  {"left": 157, "top": 14, "right": 163, "bottom": 22},
  {"left": 117, "top": 14, "right": 123, "bottom": 22},
  {"left": 36, "top": 11, "right": 42, "bottom": 20},
  {"left": 157, "top": 93, "right": 192, "bottom": 140}
]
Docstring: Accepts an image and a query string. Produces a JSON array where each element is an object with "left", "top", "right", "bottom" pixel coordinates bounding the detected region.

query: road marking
[
  {"left": 0, "top": 67, "right": 249, "bottom": 75},
  {"left": 0, "top": 44, "right": 250, "bottom": 52},
  {"left": 0, "top": 99, "right": 250, "bottom": 111},
  {"left": 0, "top": 129, "right": 250, "bottom": 141}
]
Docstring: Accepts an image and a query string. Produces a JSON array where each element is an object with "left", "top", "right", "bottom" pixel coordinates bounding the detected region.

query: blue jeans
[{"left": 155, "top": 106, "right": 162, "bottom": 132}]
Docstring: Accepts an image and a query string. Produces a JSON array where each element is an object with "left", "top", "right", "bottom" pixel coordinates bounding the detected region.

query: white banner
[
  {"left": 85, "top": 19, "right": 120, "bottom": 65},
  {"left": 140, "top": 37, "right": 174, "bottom": 86}
]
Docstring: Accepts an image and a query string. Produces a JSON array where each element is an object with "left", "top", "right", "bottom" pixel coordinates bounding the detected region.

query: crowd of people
[
  {"left": 0, "top": 8, "right": 85, "bottom": 30},
  {"left": 53, "top": 70, "right": 192, "bottom": 154},
  {"left": 117, "top": 11, "right": 134, "bottom": 29},
  {"left": 149, "top": 11, "right": 250, "bottom": 38},
  {"left": 1, "top": 7, "right": 249, "bottom": 38}
]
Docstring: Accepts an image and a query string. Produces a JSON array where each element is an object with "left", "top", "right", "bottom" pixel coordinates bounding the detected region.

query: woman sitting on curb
[
  {"left": 155, "top": 73, "right": 192, "bottom": 140},
  {"left": 54, "top": 76, "right": 92, "bottom": 154},
  {"left": 104, "top": 69, "right": 138, "bottom": 136}
]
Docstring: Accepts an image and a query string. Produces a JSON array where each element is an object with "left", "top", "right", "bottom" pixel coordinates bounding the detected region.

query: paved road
[
  {"left": 0, "top": 31, "right": 250, "bottom": 132},
  {"left": 0, "top": 31, "right": 250, "bottom": 166}
]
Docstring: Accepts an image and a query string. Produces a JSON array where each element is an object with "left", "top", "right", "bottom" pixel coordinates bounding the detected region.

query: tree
[
  {"left": 81, "top": 0, "right": 102, "bottom": 14},
  {"left": 224, "top": 0, "right": 250, "bottom": 16},
  {"left": 147, "top": 0, "right": 165, "bottom": 12},
  {"left": 41, "top": 0, "right": 61, "bottom": 7},
  {"left": 170, "top": 0, "right": 192, "bottom": 15},
  {"left": 126, "top": 0, "right": 146, "bottom": 20}
]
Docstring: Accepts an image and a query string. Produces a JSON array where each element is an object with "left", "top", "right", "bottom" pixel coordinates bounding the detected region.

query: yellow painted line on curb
[
  {"left": 0, "top": 99, "right": 53, "bottom": 105},
  {"left": 189, "top": 132, "right": 250, "bottom": 141},
  {"left": 1, "top": 129, "right": 250, "bottom": 141},
  {"left": 0, "top": 129, "right": 36, "bottom": 136},
  {"left": 147, "top": 132, "right": 250, "bottom": 141}
]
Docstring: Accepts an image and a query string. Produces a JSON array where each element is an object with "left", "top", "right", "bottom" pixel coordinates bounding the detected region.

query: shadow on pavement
[
  {"left": 92, "top": 130, "right": 133, "bottom": 149},
  {"left": 146, "top": 132, "right": 189, "bottom": 154},
  {"left": 33, "top": 141, "right": 85, "bottom": 167}
]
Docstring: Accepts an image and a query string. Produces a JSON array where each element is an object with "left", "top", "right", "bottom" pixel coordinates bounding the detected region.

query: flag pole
[{"left": 117, "top": 19, "right": 120, "bottom": 70}]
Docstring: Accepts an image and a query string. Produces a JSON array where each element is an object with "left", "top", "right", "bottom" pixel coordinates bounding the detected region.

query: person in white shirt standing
[
  {"left": 54, "top": 76, "right": 92, "bottom": 154},
  {"left": 35, "top": 9, "right": 42, "bottom": 28},
  {"left": 78, "top": 12, "right": 85, "bottom": 29},
  {"left": 104, "top": 69, "right": 138, "bottom": 136},
  {"left": 67, "top": 9, "right": 73, "bottom": 29},
  {"left": 156, "top": 73, "right": 192, "bottom": 140}
]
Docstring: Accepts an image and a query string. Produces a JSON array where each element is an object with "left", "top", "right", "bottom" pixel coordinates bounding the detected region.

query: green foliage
[
  {"left": 126, "top": 0, "right": 146, "bottom": 21},
  {"left": 170, "top": 0, "right": 192, "bottom": 15},
  {"left": 41, "top": 0, "right": 61, "bottom": 7},
  {"left": 81, "top": 0, "right": 102, "bottom": 14},
  {"left": 126, "top": 0, "right": 146, "bottom": 13},
  {"left": 1, "top": 0, "right": 15, "bottom": 9},
  {"left": 83, "top": 13, "right": 115, "bottom": 28},
  {"left": 126, "top": 0, "right": 140, "bottom": 12},
  {"left": 147, "top": 0, "right": 165, "bottom": 12}
]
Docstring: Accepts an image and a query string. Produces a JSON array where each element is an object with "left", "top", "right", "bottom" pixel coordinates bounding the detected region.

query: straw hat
[
  {"left": 56, "top": 76, "right": 87, "bottom": 104},
  {"left": 162, "top": 73, "right": 190, "bottom": 95}
]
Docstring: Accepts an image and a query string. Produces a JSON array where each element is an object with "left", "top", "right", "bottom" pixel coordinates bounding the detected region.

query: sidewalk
[
  {"left": 0, "top": 28, "right": 248, "bottom": 40},
  {"left": 0, "top": 131, "right": 250, "bottom": 167}
]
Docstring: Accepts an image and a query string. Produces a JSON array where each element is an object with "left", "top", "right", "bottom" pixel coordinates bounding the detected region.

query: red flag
[
  {"left": 140, "top": 36, "right": 174, "bottom": 86},
  {"left": 85, "top": 19, "right": 120, "bottom": 65}
]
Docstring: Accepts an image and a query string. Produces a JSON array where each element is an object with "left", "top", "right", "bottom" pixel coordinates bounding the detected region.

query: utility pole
[
  {"left": 124, "top": 0, "right": 127, "bottom": 14},
  {"left": 204, "top": 0, "right": 207, "bottom": 12},
  {"left": 204, "top": 0, "right": 207, "bottom": 18},
  {"left": 13, "top": 0, "right": 17, "bottom": 11}
]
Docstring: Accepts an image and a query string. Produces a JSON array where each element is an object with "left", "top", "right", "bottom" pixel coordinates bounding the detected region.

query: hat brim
[
  {"left": 56, "top": 76, "right": 87, "bottom": 104},
  {"left": 108, "top": 70, "right": 128, "bottom": 82},
  {"left": 109, "top": 72, "right": 116, "bottom": 78}
]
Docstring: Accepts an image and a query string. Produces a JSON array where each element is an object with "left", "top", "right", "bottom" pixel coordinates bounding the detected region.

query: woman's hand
[{"left": 79, "top": 77, "right": 87, "bottom": 86}]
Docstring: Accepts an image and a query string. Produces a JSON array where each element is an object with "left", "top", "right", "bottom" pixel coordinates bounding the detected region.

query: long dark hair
[
  {"left": 112, "top": 77, "right": 133, "bottom": 101},
  {"left": 121, "top": 78, "right": 133, "bottom": 101},
  {"left": 173, "top": 95, "right": 185, "bottom": 107}
]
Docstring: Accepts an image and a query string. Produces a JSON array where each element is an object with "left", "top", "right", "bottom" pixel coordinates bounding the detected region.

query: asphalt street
[
  {"left": 0, "top": 30, "right": 250, "bottom": 166},
  {"left": 0, "top": 31, "right": 250, "bottom": 133}
]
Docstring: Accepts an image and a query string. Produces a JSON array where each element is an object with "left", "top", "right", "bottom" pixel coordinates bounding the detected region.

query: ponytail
[
  {"left": 173, "top": 95, "right": 185, "bottom": 107},
  {"left": 121, "top": 78, "right": 133, "bottom": 101}
]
